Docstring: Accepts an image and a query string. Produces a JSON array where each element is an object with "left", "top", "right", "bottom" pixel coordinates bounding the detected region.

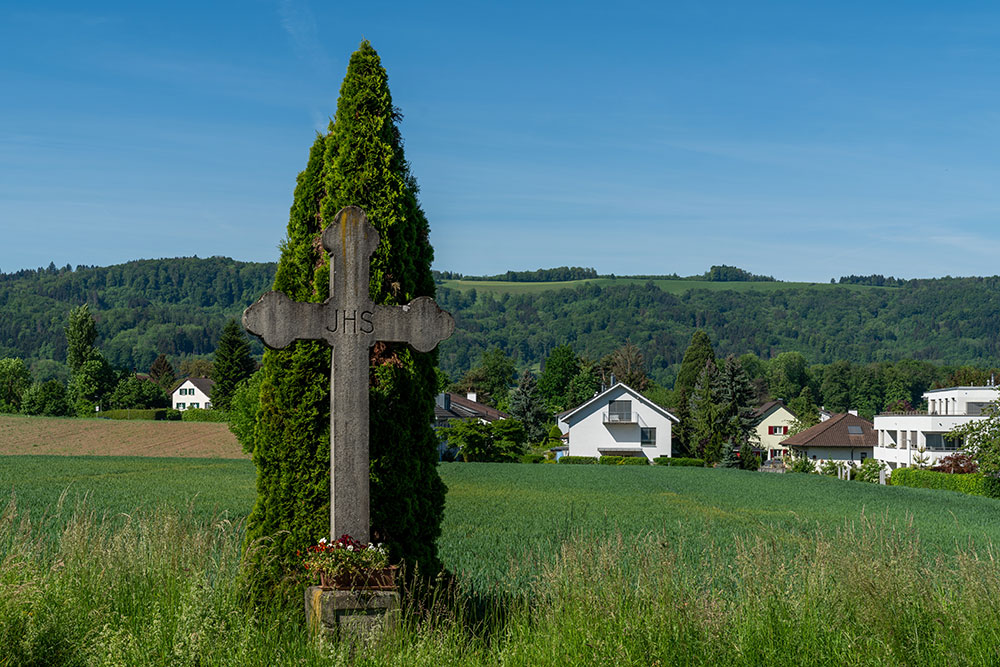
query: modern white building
[
  {"left": 558, "top": 383, "right": 678, "bottom": 461},
  {"left": 873, "top": 386, "right": 998, "bottom": 470},
  {"left": 171, "top": 378, "right": 215, "bottom": 411}
]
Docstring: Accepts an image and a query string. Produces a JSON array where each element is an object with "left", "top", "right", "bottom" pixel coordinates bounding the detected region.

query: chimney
[
  {"left": 436, "top": 392, "right": 450, "bottom": 411},
  {"left": 467, "top": 391, "right": 477, "bottom": 403},
  {"left": 610, "top": 373, "right": 617, "bottom": 386},
  {"left": 848, "top": 409, "right": 858, "bottom": 416}
]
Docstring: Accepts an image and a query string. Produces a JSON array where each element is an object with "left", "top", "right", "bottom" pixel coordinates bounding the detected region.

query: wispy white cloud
[{"left": 277, "top": 0, "right": 334, "bottom": 75}]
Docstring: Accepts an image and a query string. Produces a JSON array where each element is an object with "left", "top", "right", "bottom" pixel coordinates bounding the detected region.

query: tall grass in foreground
[{"left": 3, "top": 498, "right": 1000, "bottom": 666}]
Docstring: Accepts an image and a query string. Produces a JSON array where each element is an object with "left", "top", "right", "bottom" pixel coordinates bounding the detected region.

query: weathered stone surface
[
  {"left": 305, "top": 586, "right": 400, "bottom": 642},
  {"left": 243, "top": 205, "right": 454, "bottom": 543}
]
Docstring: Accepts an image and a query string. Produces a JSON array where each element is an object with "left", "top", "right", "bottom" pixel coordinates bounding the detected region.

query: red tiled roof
[{"left": 780, "top": 413, "right": 876, "bottom": 448}]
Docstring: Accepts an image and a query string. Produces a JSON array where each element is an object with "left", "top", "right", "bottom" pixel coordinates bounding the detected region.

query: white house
[
  {"left": 873, "top": 386, "right": 998, "bottom": 470},
  {"left": 781, "top": 413, "right": 876, "bottom": 464},
  {"left": 754, "top": 400, "right": 798, "bottom": 461},
  {"left": 172, "top": 378, "right": 215, "bottom": 411},
  {"left": 558, "top": 383, "right": 678, "bottom": 461}
]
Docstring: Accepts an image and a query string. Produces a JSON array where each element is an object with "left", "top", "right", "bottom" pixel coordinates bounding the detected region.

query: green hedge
[
  {"left": 99, "top": 409, "right": 167, "bottom": 421},
  {"left": 520, "top": 454, "right": 545, "bottom": 464},
  {"left": 653, "top": 457, "right": 705, "bottom": 467},
  {"left": 889, "top": 468, "right": 1000, "bottom": 498},
  {"left": 180, "top": 409, "right": 229, "bottom": 423},
  {"left": 558, "top": 456, "right": 597, "bottom": 465},
  {"left": 599, "top": 455, "right": 649, "bottom": 466}
]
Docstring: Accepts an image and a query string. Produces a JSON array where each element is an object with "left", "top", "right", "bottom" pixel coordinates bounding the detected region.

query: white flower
[
  {"left": 319, "top": 537, "right": 328, "bottom": 545},
  {"left": 347, "top": 545, "right": 354, "bottom": 551}
]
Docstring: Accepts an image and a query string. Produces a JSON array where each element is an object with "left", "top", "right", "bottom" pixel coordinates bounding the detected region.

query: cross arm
[
  {"left": 373, "top": 296, "right": 455, "bottom": 352},
  {"left": 242, "top": 291, "right": 331, "bottom": 350}
]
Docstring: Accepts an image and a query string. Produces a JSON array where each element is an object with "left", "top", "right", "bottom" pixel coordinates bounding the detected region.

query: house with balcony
[
  {"left": 873, "top": 386, "right": 998, "bottom": 470},
  {"left": 558, "top": 382, "right": 678, "bottom": 461}
]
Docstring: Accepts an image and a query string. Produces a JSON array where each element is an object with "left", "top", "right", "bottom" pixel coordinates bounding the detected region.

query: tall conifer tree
[
  {"left": 245, "top": 42, "right": 445, "bottom": 579},
  {"left": 211, "top": 319, "right": 255, "bottom": 411}
]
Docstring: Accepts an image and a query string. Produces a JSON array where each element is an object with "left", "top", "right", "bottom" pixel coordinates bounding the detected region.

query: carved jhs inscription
[
  {"left": 327, "top": 309, "right": 374, "bottom": 334},
  {"left": 242, "top": 206, "right": 455, "bottom": 543}
]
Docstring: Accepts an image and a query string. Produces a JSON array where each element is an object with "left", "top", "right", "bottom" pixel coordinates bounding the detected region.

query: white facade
[
  {"left": 754, "top": 402, "right": 797, "bottom": 460},
  {"left": 796, "top": 445, "right": 873, "bottom": 465},
  {"left": 559, "top": 383, "right": 677, "bottom": 461},
  {"left": 873, "top": 386, "right": 997, "bottom": 469},
  {"left": 172, "top": 379, "right": 213, "bottom": 411}
]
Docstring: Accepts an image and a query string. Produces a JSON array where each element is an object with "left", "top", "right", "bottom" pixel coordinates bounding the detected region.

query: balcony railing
[{"left": 603, "top": 412, "right": 638, "bottom": 424}]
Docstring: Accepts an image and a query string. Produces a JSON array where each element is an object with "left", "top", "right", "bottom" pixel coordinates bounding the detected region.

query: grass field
[
  {"left": 0, "top": 414, "right": 244, "bottom": 458},
  {"left": 4, "top": 457, "right": 1000, "bottom": 664},
  {"left": 4, "top": 456, "right": 999, "bottom": 593},
  {"left": 438, "top": 277, "right": 891, "bottom": 297}
]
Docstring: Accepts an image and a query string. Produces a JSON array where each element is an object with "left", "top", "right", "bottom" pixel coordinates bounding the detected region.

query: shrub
[
  {"left": 856, "top": 457, "right": 886, "bottom": 484},
  {"left": 99, "top": 409, "right": 166, "bottom": 421},
  {"left": 789, "top": 457, "right": 816, "bottom": 474},
  {"left": 165, "top": 409, "right": 181, "bottom": 421},
  {"left": 520, "top": 454, "right": 544, "bottom": 464},
  {"left": 600, "top": 456, "right": 648, "bottom": 465},
  {"left": 889, "top": 468, "right": 988, "bottom": 497},
  {"left": 653, "top": 457, "right": 705, "bottom": 467},
  {"left": 559, "top": 456, "right": 597, "bottom": 465},
  {"left": 819, "top": 459, "right": 840, "bottom": 476},
  {"left": 932, "top": 453, "right": 978, "bottom": 474},
  {"left": 180, "top": 408, "right": 229, "bottom": 423}
]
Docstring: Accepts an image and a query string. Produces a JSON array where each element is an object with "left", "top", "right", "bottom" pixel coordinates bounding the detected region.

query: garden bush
[
  {"left": 653, "top": 457, "right": 705, "bottom": 467},
  {"left": 180, "top": 408, "right": 229, "bottom": 423},
  {"left": 789, "top": 457, "right": 816, "bottom": 474},
  {"left": 520, "top": 454, "right": 544, "bottom": 464},
  {"left": 599, "top": 456, "right": 648, "bottom": 465},
  {"left": 889, "top": 468, "right": 988, "bottom": 497},
  {"left": 558, "top": 456, "right": 597, "bottom": 465}
]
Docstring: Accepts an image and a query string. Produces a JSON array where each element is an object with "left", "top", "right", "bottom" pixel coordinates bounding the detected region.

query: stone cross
[{"left": 242, "top": 206, "right": 454, "bottom": 544}]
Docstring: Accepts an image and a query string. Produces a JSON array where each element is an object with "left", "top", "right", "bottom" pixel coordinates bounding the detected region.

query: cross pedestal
[{"left": 243, "top": 206, "right": 454, "bottom": 543}]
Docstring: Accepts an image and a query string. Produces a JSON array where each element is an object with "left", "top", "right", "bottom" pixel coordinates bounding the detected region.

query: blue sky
[{"left": 3, "top": 1, "right": 1000, "bottom": 281}]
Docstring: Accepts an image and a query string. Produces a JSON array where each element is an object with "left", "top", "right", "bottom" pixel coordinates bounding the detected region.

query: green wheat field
[{"left": 3, "top": 456, "right": 1000, "bottom": 665}]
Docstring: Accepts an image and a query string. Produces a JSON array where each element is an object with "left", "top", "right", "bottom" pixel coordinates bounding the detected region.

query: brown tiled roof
[
  {"left": 171, "top": 377, "right": 215, "bottom": 397},
  {"left": 780, "top": 413, "right": 876, "bottom": 448},
  {"left": 435, "top": 393, "right": 509, "bottom": 423}
]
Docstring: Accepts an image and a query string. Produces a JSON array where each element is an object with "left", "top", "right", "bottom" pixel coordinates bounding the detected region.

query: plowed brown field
[{"left": 0, "top": 414, "right": 246, "bottom": 458}]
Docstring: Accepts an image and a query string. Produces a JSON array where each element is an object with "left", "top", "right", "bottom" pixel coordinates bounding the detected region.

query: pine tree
[
  {"left": 673, "top": 330, "right": 716, "bottom": 457},
  {"left": 149, "top": 354, "right": 176, "bottom": 391},
  {"left": 689, "top": 360, "right": 724, "bottom": 464},
  {"left": 718, "top": 355, "right": 759, "bottom": 449},
  {"left": 508, "top": 370, "right": 548, "bottom": 444},
  {"left": 211, "top": 319, "right": 256, "bottom": 411},
  {"left": 246, "top": 42, "right": 445, "bottom": 581}
]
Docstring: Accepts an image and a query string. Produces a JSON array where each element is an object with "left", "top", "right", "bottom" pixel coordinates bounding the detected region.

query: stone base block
[{"left": 305, "top": 586, "right": 400, "bottom": 642}]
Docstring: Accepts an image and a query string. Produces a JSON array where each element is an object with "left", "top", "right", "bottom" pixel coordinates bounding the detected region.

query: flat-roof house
[{"left": 873, "top": 386, "right": 998, "bottom": 470}]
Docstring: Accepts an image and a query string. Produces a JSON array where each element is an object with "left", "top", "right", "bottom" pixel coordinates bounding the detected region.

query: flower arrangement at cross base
[{"left": 301, "top": 534, "right": 395, "bottom": 590}]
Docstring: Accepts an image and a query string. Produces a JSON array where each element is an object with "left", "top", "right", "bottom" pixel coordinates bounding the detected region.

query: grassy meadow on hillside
[
  {"left": 5, "top": 458, "right": 1000, "bottom": 664},
  {"left": 438, "top": 277, "right": 889, "bottom": 297}
]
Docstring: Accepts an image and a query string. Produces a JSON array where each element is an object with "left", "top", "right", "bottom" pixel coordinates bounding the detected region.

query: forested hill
[
  {"left": 0, "top": 258, "right": 275, "bottom": 372},
  {"left": 4, "top": 259, "right": 1000, "bottom": 386}
]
